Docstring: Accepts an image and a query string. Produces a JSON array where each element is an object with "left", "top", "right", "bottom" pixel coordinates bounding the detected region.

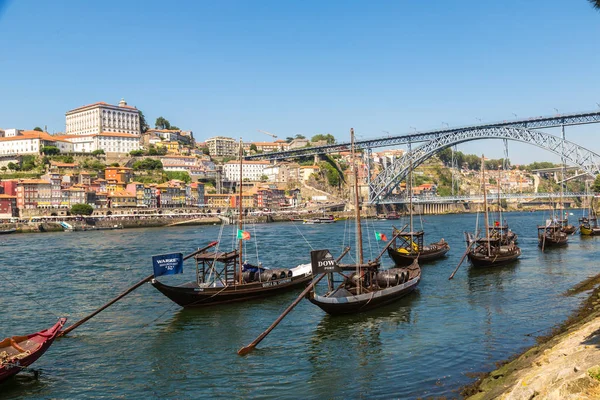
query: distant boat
[
  {"left": 466, "top": 155, "right": 521, "bottom": 267},
  {"left": 0, "top": 318, "right": 66, "bottom": 383},
  {"left": 303, "top": 215, "right": 336, "bottom": 224},
  {"left": 538, "top": 221, "right": 569, "bottom": 248},
  {"left": 0, "top": 228, "right": 16, "bottom": 235}
]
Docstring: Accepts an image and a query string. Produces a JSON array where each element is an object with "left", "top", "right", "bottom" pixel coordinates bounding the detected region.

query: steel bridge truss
[
  {"left": 368, "top": 126, "right": 600, "bottom": 204},
  {"left": 245, "top": 110, "right": 600, "bottom": 161}
]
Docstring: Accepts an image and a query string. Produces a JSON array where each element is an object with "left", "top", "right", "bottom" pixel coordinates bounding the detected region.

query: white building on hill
[
  {"left": 65, "top": 99, "right": 140, "bottom": 135},
  {"left": 223, "top": 160, "right": 270, "bottom": 181},
  {"left": 0, "top": 130, "right": 73, "bottom": 155}
]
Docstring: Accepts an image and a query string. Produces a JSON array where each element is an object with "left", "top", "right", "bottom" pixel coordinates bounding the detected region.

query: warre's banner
[
  {"left": 310, "top": 249, "right": 341, "bottom": 275},
  {"left": 152, "top": 253, "right": 183, "bottom": 277}
]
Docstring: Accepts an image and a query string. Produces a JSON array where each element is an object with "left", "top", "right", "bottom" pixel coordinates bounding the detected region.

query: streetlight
[
  {"left": 442, "top": 122, "right": 449, "bottom": 128},
  {"left": 409, "top": 126, "right": 417, "bottom": 133},
  {"left": 554, "top": 108, "right": 559, "bottom": 114},
  {"left": 382, "top": 130, "right": 390, "bottom": 135},
  {"left": 512, "top": 113, "right": 517, "bottom": 119},
  {"left": 476, "top": 117, "right": 482, "bottom": 123}
]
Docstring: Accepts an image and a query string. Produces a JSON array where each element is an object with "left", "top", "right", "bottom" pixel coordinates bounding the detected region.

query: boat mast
[
  {"left": 481, "top": 155, "right": 491, "bottom": 256},
  {"left": 497, "top": 167, "right": 501, "bottom": 236},
  {"left": 238, "top": 137, "right": 244, "bottom": 285},
  {"left": 560, "top": 124, "right": 565, "bottom": 226},
  {"left": 351, "top": 129, "right": 363, "bottom": 293},
  {"left": 408, "top": 141, "right": 413, "bottom": 248}
]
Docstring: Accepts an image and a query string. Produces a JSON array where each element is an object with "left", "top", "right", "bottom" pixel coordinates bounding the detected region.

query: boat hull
[
  {"left": 468, "top": 248, "right": 521, "bottom": 268},
  {"left": 152, "top": 273, "right": 312, "bottom": 307},
  {"left": 307, "top": 276, "right": 420, "bottom": 315},
  {"left": 580, "top": 226, "right": 600, "bottom": 236},
  {"left": 387, "top": 244, "right": 449, "bottom": 266},
  {"left": 538, "top": 236, "right": 568, "bottom": 247},
  {"left": 0, "top": 318, "right": 66, "bottom": 383}
]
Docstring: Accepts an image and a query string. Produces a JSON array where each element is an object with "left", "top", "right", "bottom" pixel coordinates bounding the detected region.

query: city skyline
[{"left": 1, "top": 0, "right": 599, "bottom": 164}]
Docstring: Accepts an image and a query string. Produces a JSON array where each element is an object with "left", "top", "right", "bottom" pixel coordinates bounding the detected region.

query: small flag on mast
[
  {"left": 237, "top": 229, "right": 251, "bottom": 240},
  {"left": 374, "top": 231, "right": 388, "bottom": 241}
]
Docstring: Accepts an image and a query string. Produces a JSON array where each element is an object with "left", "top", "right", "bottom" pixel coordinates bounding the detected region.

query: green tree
[
  {"left": 260, "top": 174, "right": 269, "bottom": 182},
  {"left": 21, "top": 155, "right": 37, "bottom": 171},
  {"left": 1, "top": 166, "right": 6, "bottom": 172},
  {"left": 139, "top": 110, "right": 150, "bottom": 133},
  {"left": 92, "top": 149, "right": 105, "bottom": 155},
  {"left": 285, "top": 136, "right": 294, "bottom": 143},
  {"left": 170, "top": 126, "right": 180, "bottom": 131},
  {"left": 7, "top": 162, "right": 18, "bottom": 171},
  {"left": 590, "top": 0, "right": 600, "bottom": 10},
  {"left": 593, "top": 175, "right": 600, "bottom": 193},
  {"left": 41, "top": 146, "right": 60, "bottom": 155},
  {"left": 201, "top": 147, "right": 210, "bottom": 155},
  {"left": 110, "top": 162, "right": 120, "bottom": 167},
  {"left": 295, "top": 134, "right": 306, "bottom": 140},
  {"left": 33, "top": 126, "right": 43, "bottom": 132},
  {"left": 311, "top": 134, "right": 336, "bottom": 144},
  {"left": 250, "top": 144, "right": 258, "bottom": 152},
  {"left": 155, "top": 116, "right": 171, "bottom": 130},
  {"left": 71, "top": 203, "right": 94, "bottom": 215},
  {"left": 129, "top": 150, "right": 144, "bottom": 156}
]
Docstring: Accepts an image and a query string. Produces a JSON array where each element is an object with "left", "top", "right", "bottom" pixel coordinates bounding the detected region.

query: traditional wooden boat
[
  {"left": 387, "top": 230, "right": 449, "bottom": 266},
  {"left": 466, "top": 236, "right": 521, "bottom": 267},
  {"left": 0, "top": 228, "right": 16, "bottom": 235},
  {"left": 303, "top": 215, "right": 336, "bottom": 224},
  {"left": 559, "top": 218, "right": 576, "bottom": 234},
  {"left": 579, "top": 216, "right": 600, "bottom": 236},
  {"left": 307, "top": 129, "right": 421, "bottom": 315},
  {"left": 152, "top": 248, "right": 312, "bottom": 307},
  {"left": 0, "top": 318, "right": 66, "bottom": 383},
  {"left": 466, "top": 154, "right": 521, "bottom": 268},
  {"left": 152, "top": 139, "right": 313, "bottom": 307},
  {"left": 538, "top": 223, "right": 568, "bottom": 248}
]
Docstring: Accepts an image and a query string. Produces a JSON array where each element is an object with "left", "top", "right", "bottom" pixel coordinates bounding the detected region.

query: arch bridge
[
  {"left": 369, "top": 126, "right": 600, "bottom": 203},
  {"left": 243, "top": 110, "right": 600, "bottom": 204}
]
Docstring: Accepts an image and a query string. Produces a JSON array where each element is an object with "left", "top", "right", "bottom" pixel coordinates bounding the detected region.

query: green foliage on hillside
[
  {"left": 165, "top": 171, "right": 191, "bottom": 183},
  {"left": 132, "top": 158, "right": 163, "bottom": 171}
]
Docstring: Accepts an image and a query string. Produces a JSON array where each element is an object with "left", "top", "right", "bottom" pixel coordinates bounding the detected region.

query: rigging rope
[
  {"left": 0, "top": 269, "right": 61, "bottom": 320},
  {"left": 291, "top": 220, "right": 315, "bottom": 250}
]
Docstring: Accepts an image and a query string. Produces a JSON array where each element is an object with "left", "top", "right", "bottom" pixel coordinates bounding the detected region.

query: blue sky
[{"left": 0, "top": 0, "right": 599, "bottom": 164}]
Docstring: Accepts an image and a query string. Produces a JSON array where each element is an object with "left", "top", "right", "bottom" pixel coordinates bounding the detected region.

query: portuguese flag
[
  {"left": 237, "top": 229, "right": 251, "bottom": 240},
  {"left": 374, "top": 231, "right": 388, "bottom": 241}
]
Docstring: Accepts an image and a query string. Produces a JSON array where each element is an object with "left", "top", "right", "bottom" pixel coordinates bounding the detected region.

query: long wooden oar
[
  {"left": 448, "top": 234, "right": 476, "bottom": 280},
  {"left": 238, "top": 247, "right": 350, "bottom": 356},
  {"left": 59, "top": 242, "right": 218, "bottom": 337}
]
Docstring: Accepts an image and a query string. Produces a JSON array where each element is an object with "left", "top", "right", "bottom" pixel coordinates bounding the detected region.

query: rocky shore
[{"left": 465, "top": 274, "right": 600, "bottom": 399}]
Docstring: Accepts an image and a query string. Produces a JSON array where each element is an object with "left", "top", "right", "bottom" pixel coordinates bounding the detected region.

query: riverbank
[{"left": 465, "top": 273, "right": 600, "bottom": 399}]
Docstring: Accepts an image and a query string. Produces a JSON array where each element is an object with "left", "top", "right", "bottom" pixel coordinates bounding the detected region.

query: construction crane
[{"left": 257, "top": 130, "right": 277, "bottom": 139}]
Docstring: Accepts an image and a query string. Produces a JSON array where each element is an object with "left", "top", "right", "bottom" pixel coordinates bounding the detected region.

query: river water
[{"left": 0, "top": 211, "right": 597, "bottom": 399}]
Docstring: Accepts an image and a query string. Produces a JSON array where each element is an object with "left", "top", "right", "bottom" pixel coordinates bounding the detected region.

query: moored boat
[
  {"left": 151, "top": 139, "right": 313, "bottom": 307},
  {"left": 307, "top": 129, "right": 421, "bottom": 315},
  {"left": 579, "top": 216, "right": 600, "bottom": 236},
  {"left": 466, "top": 154, "right": 521, "bottom": 268},
  {"left": 538, "top": 223, "right": 568, "bottom": 248},
  {"left": 0, "top": 318, "right": 66, "bottom": 383},
  {"left": 387, "top": 230, "right": 449, "bottom": 266},
  {"left": 0, "top": 228, "right": 16, "bottom": 235}
]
